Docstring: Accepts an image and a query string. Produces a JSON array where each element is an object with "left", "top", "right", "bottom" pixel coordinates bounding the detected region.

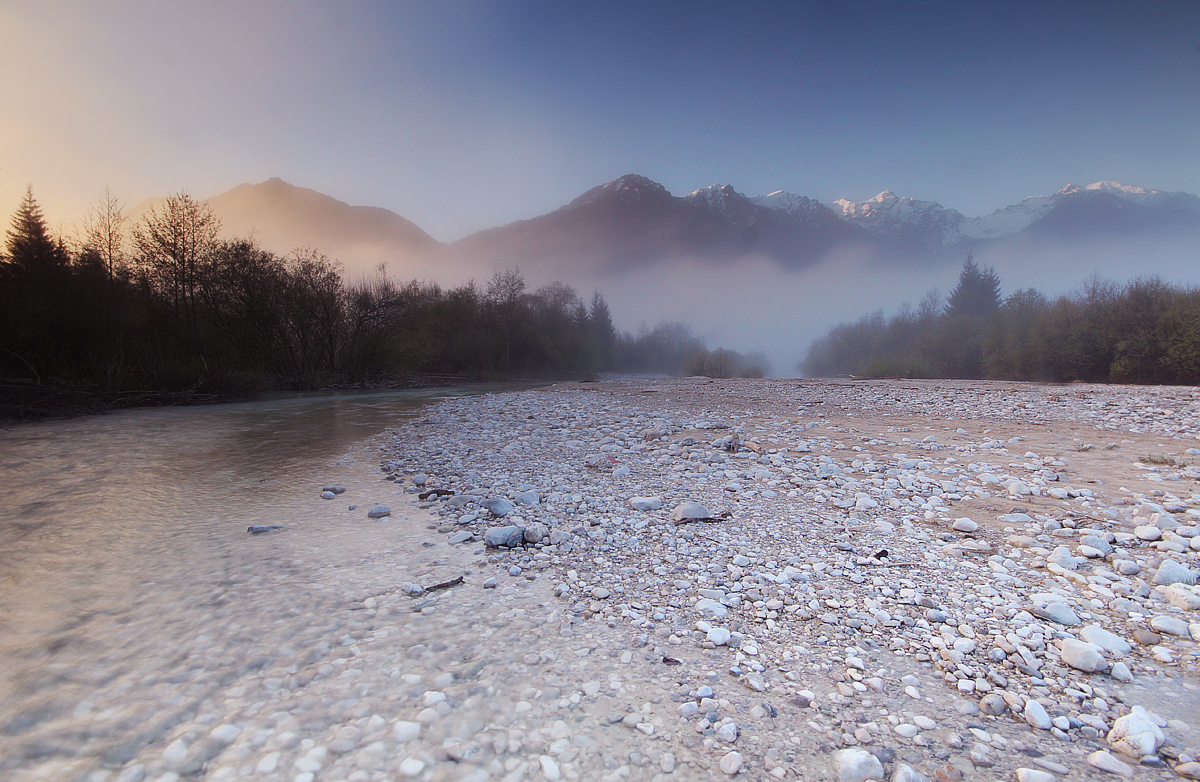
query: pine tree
[
  {"left": 589, "top": 291, "right": 616, "bottom": 369},
  {"left": 945, "top": 255, "right": 1001, "bottom": 318},
  {"left": 3, "top": 185, "right": 67, "bottom": 280}
]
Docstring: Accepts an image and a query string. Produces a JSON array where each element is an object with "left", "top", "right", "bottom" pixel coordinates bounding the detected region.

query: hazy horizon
[{"left": 3, "top": 1, "right": 1198, "bottom": 242}]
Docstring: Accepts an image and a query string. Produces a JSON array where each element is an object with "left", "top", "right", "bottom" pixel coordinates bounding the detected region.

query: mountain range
[{"left": 188, "top": 175, "right": 1200, "bottom": 278}]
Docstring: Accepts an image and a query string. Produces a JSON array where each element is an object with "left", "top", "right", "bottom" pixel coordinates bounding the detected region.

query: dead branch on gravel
[
  {"left": 673, "top": 511, "right": 733, "bottom": 525},
  {"left": 424, "top": 576, "right": 464, "bottom": 592}
]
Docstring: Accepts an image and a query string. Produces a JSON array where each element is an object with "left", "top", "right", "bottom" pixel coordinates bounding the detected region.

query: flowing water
[{"left": 0, "top": 386, "right": 527, "bottom": 779}]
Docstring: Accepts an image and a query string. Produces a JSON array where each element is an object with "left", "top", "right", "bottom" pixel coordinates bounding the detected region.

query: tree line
[
  {"left": 802, "top": 256, "right": 1200, "bottom": 384},
  {"left": 1, "top": 187, "right": 765, "bottom": 416}
]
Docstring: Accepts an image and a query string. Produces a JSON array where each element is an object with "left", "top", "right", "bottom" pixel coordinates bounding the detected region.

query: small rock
[
  {"left": 707, "top": 627, "right": 732, "bottom": 646},
  {"left": 629, "top": 496, "right": 663, "bottom": 511},
  {"left": 1165, "top": 584, "right": 1200, "bottom": 610},
  {"left": 952, "top": 518, "right": 978, "bottom": 533},
  {"left": 1153, "top": 560, "right": 1197, "bottom": 586},
  {"left": 484, "top": 525, "right": 524, "bottom": 548},
  {"left": 672, "top": 501, "right": 710, "bottom": 521},
  {"left": 1081, "top": 625, "right": 1132, "bottom": 656},
  {"left": 1087, "top": 750, "right": 1133, "bottom": 777},
  {"left": 515, "top": 489, "right": 540, "bottom": 505},
  {"left": 720, "top": 751, "right": 743, "bottom": 775},
  {"left": 1060, "top": 638, "right": 1106, "bottom": 673},
  {"left": 1150, "top": 615, "right": 1190, "bottom": 637},
  {"left": 833, "top": 748, "right": 884, "bottom": 782},
  {"left": 1025, "top": 699, "right": 1052, "bottom": 730},
  {"left": 1034, "top": 601, "right": 1080, "bottom": 626},
  {"left": 890, "top": 763, "right": 928, "bottom": 782},
  {"left": 539, "top": 755, "right": 561, "bottom": 781},
  {"left": 1175, "top": 761, "right": 1200, "bottom": 780},
  {"left": 523, "top": 521, "right": 548, "bottom": 543},
  {"left": 1107, "top": 710, "right": 1164, "bottom": 757},
  {"left": 367, "top": 505, "right": 391, "bottom": 518},
  {"left": 1015, "top": 769, "right": 1056, "bottom": 782},
  {"left": 485, "top": 498, "right": 514, "bottom": 517}
]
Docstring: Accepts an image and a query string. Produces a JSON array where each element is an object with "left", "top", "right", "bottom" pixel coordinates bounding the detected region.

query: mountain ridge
[{"left": 181, "top": 175, "right": 1200, "bottom": 277}]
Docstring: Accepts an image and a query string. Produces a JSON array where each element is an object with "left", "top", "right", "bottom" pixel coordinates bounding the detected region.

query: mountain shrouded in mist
[
  {"left": 176, "top": 175, "right": 1200, "bottom": 280},
  {"left": 136, "top": 178, "right": 441, "bottom": 278}
]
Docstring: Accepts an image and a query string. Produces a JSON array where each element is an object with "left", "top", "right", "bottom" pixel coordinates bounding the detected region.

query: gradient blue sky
[{"left": 3, "top": 0, "right": 1197, "bottom": 241}]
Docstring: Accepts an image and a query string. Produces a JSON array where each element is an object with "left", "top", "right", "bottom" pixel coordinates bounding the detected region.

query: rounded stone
[
  {"left": 952, "top": 518, "right": 978, "bottom": 533},
  {"left": 720, "top": 751, "right": 743, "bottom": 775}
]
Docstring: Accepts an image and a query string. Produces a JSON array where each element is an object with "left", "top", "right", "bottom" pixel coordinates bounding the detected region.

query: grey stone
[
  {"left": 367, "top": 505, "right": 391, "bottom": 518},
  {"left": 1034, "top": 601, "right": 1081, "bottom": 625},
  {"left": 952, "top": 518, "right": 978, "bottom": 533},
  {"left": 890, "top": 763, "right": 928, "bottom": 782},
  {"left": 672, "top": 501, "right": 710, "bottom": 521},
  {"left": 1060, "top": 638, "right": 1105, "bottom": 673},
  {"left": 515, "top": 489, "right": 539, "bottom": 506},
  {"left": 1150, "top": 615, "right": 1190, "bottom": 636},
  {"left": 1153, "top": 560, "right": 1197, "bottom": 586},
  {"left": 1087, "top": 750, "right": 1134, "bottom": 777},
  {"left": 1107, "top": 711, "right": 1164, "bottom": 757},
  {"left": 484, "top": 525, "right": 524, "bottom": 548},
  {"left": 523, "top": 522, "right": 548, "bottom": 543},
  {"left": 833, "top": 748, "right": 884, "bottom": 782},
  {"left": 696, "top": 598, "right": 729, "bottom": 619},
  {"left": 1081, "top": 625, "right": 1132, "bottom": 655},
  {"left": 629, "top": 496, "right": 663, "bottom": 511},
  {"left": 1025, "top": 699, "right": 1052, "bottom": 730},
  {"left": 486, "top": 498, "right": 515, "bottom": 517}
]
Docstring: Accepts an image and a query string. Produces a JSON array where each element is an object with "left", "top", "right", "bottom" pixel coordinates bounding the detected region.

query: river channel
[{"left": 0, "top": 386, "right": 529, "bottom": 780}]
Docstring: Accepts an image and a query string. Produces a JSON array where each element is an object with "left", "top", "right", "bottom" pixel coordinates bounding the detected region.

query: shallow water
[{"left": 0, "top": 385, "right": 527, "bottom": 778}]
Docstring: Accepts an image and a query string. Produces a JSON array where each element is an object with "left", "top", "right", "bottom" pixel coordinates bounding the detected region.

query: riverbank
[
  {"left": 374, "top": 377, "right": 1200, "bottom": 781},
  {"left": 4, "top": 378, "right": 1199, "bottom": 782},
  {"left": 0, "top": 373, "right": 511, "bottom": 421}
]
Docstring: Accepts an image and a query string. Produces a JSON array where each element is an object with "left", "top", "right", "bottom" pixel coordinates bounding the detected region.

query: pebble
[
  {"left": 720, "top": 750, "right": 743, "bottom": 775},
  {"left": 1015, "top": 769, "right": 1056, "bottom": 782},
  {"left": 1025, "top": 700, "right": 1053, "bottom": 730},
  {"left": 1087, "top": 750, "right": 1134, "bottom": 777},
  {"left": 833, "top": 748, "right": 884, "bottom": 781}
]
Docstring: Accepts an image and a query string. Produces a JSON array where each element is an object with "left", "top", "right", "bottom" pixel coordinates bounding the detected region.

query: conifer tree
[
  {"left": 3, "top": 185, "right": 67, "bottom": 280},
  {"left": 945, "top": 255, "right": 1001, "bottom": 318}
]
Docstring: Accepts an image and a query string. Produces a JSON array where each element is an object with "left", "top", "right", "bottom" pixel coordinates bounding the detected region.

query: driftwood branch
[
  {"left": 673, "top": 511, "right": 733, "bottom": 526},
  {"left": 424, "top": 575, "right": 464, "bottom": 592}
]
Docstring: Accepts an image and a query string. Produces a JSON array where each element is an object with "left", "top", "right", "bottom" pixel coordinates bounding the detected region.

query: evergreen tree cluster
[
  {"left": 803, "top": 257, "right": 1200, "bottom": 384},
  {"left": 0, "top": 187, "right": 738, "bottom": 416}
]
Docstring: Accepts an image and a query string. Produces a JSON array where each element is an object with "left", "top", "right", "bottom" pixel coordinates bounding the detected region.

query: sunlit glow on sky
[{"left": 2, "top": 0, "right": 1197, "bottom": 241}]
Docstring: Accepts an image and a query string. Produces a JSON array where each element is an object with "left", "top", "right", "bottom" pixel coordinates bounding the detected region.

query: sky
[{"left": 2, "top": 0, "right": 1198, "bottom": 243}]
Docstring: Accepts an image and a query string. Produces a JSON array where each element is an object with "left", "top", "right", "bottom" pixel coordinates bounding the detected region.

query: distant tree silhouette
[
  {"left": 589, "top": 291, "right": 616, "bottom": 369},
  {"left": 945, "top": 255, "right": 1001, "bottom": 318},
  {"left": 3, "top": 185, "right": 68, "bottom": 280},
  {"left": 133, "top": 191, "right": 220, "bottom": 327}
]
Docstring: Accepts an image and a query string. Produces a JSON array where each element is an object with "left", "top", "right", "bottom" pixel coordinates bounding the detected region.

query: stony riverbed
[{"left": 4, "top": 378, "right": 1199, "bottom": 782}]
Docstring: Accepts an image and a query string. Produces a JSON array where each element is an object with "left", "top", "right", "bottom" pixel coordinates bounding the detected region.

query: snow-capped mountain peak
[{"left": 567, "top": 174, "right": 670, "bottom": 209}]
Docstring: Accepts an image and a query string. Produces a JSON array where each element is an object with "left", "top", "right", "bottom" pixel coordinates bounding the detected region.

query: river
[{"left": 0, "top": 386, "right": 526, "bottom": 780}]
